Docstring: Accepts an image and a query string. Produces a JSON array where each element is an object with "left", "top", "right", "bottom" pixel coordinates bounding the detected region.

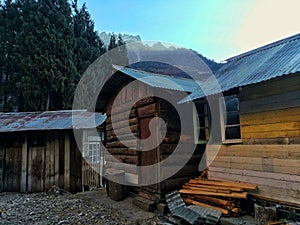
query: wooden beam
[
  {"left": 184, "top": 183, "right": 244, "bottom": 192},
  {"left": 179, "top": 189, "right": 247, "bottom": 199},
  {"left": 64, "top": 132, "right": 70, "bottom": 191},
  {"left": 182, "top": 185, "right": 231, "bottom": 194},
  {"left": 194, "top": 179, "right": 257, "bottom": 190},
  {"left": 183, "top": 198, "right": 229, "bottom": 216},
  {"left": 187, "top": 195, "right": 233, "bottom": 207},
  {"left": 20, "top": 133, "right": 28, "bottom": 192}
]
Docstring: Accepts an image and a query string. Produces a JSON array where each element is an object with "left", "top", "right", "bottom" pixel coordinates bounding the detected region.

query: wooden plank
[
  {"left": 215, "top": 144, "right": 300, "bottom": 159},
  {"left": 208, "top": 171, "right": 300, "bottom": 191},
  {"left": 182, "top": 185, "right": 231, "bottom": 194},
  {"left": 242, "top": 130, "right": 300, "bottom": 139},
  {"left": 27, "top": 146, "right": 45, "bottom": 192},
  {"left": 20, "top": 134, "right": 28, "bottom": 192},
  {"left": 64, "top": 133, "right": 70, "bottom": 191},
  {"left": 187, "top": 195, "right": 233, "bottom": 207},
  {"left": 212, "top": 156, "right": 300, "bottom": 168},
  {"left": 209, "top": 167, "right": 300, "bottom": 183},
  {"left": 54, "top": 134, "right": 59, "bottom": 187},
  {"left": 106, "top": 132, "right": 138, "bottom": 142},
  {"left": 194, "top": 179, "right": 257, "bottom": 190},
  {"left": 242, "top": 122, "right": 300, "bottom": 133},
  {"left": 4, "top": 147, "right": 22, "bottom": 192},
  {"left": 185, "top": 183, "right": 244, "bottom": 192},
  {"left": 183, "top": 198, "right": 229, "bottom": 215},
  {"left": 179, "top": 189, "right": 248, "bottom": 199},
  {"left": 240, "top": 90, "right": 300, "bottom": 114},
  {"left": 239, "top": 74, "right": 300, "bottom": 101},
  {"left": 241, "top": 107, "right": 300, "bottom": 125},
  {"left": 210, "top": 162, "right": 300, "bottom": 175}
]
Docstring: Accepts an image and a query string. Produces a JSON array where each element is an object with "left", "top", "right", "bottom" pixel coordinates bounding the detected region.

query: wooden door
[
  {"left": 140, "top": 116, "right": 158, "bottom": 185},
  {"left": 27, "top": 146, "right": 45, "bottom": 192},
  {"left": 3, "top": 147, "right": 22, "bottom": 191}
]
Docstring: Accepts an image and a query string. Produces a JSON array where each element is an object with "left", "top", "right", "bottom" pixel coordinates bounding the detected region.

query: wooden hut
[
  {"left": 184, "top": 33, "right": 300, "bottom": 207},
  {"left": 0, "top": 110, "right": 105, "bottom": 193},
  {"left": 96, "top": 65, "right": 207, "bottom": 207}
]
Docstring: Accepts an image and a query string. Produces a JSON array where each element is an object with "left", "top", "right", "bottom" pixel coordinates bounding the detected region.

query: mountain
[
  {"left": 126, "top": 42, "right": 222, "bottom": 80},
  {"left": 99, "top": 32, "right": 141, "bottom": 48}
]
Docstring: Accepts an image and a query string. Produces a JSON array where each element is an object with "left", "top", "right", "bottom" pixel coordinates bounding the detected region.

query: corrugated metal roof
[
  {"left": 113, "top": 65, "right": 199, "bottom": 93},
  {"left": 0, "top": 110, "right": 106, "bottom": 133},
  {"left": 180, "top": 33, "right": 300, "bottom": 102},
  {"left": 165, "top": 191, "right": 222, "bottom": 225}
]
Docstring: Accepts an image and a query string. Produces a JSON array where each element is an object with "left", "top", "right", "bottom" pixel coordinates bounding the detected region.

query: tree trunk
[{"left": 46, "top": 91, "right": 50, "bottom": 111}]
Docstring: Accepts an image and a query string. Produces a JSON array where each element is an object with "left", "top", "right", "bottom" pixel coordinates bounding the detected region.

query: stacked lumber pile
[{"left": 179, "top": 177, "right": 257, "bottom": 217}]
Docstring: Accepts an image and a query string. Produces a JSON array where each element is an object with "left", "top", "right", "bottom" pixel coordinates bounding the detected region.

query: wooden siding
[
  {"left": 241, "top": 107, "right": 300, "bottom": 140},
  {"left": 0, "top": 131, "right": 82, "bottom": 193},
  {"left": 208, "top": 74, "right": 300, "bottom": 206}
]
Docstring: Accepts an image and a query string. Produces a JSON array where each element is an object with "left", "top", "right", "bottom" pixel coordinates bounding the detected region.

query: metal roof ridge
[
  {"left": 226, "top": 33, "right": 300, "bottom": 62},
  {"left": 113, "top": 64, "right": 195, "bottom": 82}
]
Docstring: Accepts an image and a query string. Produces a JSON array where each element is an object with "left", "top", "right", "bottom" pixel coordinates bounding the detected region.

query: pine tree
[
  {"left": 16, "top": 0, "right": 77, "bottom": 111},
  {"left": 0, "top": 0, "right": 20, "bottom": 111},
  {"left": 72, "top": 0, "right": 105, "bottom": 77}
]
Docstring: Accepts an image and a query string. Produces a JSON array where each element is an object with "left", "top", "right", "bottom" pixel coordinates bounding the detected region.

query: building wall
[
  {"left": 0, "top": 130, "right": 82, "bottom": 193},
  {"left": 104, "top": 79, "right": 204, "bottom": 200},
  {"left": 209, "top": 74, "right": 300, "bottom": 206},
  {"left": 105, "top": 80, "right": 157, "bottom": 192}
]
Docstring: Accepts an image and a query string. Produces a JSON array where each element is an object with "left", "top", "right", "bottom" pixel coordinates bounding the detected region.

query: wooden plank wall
[
  {"left": 1, "top": 131, "right": 82, "bottom": 193},
  {"left": 209, "top": 74, "right": 300, "bottom": 206}
]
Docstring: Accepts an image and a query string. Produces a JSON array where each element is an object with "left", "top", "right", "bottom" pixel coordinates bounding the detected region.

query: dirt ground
[
  {"left": 0, "top": 188, "right": 172, "bottom": 225},
  {"left": 0, "top": 187, "right": 262, "bottom": 225}
]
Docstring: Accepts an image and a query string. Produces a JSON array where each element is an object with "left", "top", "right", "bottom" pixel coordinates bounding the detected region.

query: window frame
[
  {"left": 219, "top": 94, "right": 242, "bottom": 144},
  {"left": 193, "top": 99, "right": 209, "bottom": 145}
]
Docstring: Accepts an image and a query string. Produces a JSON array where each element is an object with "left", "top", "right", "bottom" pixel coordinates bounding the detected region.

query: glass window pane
[{"left": 225, "top": 126, "right": 241, "bottom": 139}]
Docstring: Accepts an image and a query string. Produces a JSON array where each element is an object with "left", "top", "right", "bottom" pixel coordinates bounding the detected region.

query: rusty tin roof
[{"left": 0, "top": 110, "right": 106, "bottom": 133}]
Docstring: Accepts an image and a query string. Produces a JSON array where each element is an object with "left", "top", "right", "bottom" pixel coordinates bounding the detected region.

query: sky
[{"left": 78, "top": 0, "right": 300, "bottom": 62}]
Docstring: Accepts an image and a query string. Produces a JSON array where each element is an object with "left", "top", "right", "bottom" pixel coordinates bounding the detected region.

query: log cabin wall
[
  {"left": 105, "top": 79, "right": 160, "bottom": 196},
  {"left": 104, "top": 79, "right": 205, "bottom": 201},
  {"left": 0, "top": 130, "right": 82, "bottom": 193},
  {"left": 209, "top": 73, "right": 300, "bottom": 206},
  {"left": 158, "top": 98, "right": 204, "bottom": 194}
]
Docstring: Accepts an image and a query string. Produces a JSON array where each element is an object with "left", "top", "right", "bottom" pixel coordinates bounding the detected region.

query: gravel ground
[{"left": 0, "top": 187, "right": 174, "bottom": 225}]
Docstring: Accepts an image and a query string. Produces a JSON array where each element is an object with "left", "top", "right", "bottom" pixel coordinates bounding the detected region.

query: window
[
  {"left": 193, "top": 100, "right": 209, "bottom": 144},
  {"left": 88, "top": 141, "right": 101, "bottom": 163},
  {"left": 219, "top": 94, "right": 242, "bottom": 143},
  {"left": 83, "top": 132, "right": 103, "bottom": 163}
]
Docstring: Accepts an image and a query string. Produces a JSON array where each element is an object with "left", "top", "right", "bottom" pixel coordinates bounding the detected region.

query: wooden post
[
  {"left": 54, "top": 133, "right": 59, "bottom": 186},
  {"left": 20, "top": 133, "right": 28, "bottom": 192},
  {"left": 64, "top": 132, "right": 70, "bottom": 191}
]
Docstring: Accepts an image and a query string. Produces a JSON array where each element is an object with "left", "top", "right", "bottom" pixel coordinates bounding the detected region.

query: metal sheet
[
  {"left": 180, "top": 33, "right": 300, "bottom": 102},
  {"left": 113, "top": 65, "right": 199, "bottom": 93},
  {"left": 165, "top": 190, "right": 222, "bottom": 225},
  {"left": 0, "top": 110, "right": 106, "bottom": 133}
]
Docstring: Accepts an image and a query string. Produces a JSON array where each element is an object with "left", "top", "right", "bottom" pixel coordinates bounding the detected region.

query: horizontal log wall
[
  {"left": 209, "top": 74, "right": 300, "bottom": 206},
  {"left": 105, "top": 80, "right": 156, "bottom": 180},
  {"left": 159, "top": 98, "right": 204, "bottom": 194}
]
